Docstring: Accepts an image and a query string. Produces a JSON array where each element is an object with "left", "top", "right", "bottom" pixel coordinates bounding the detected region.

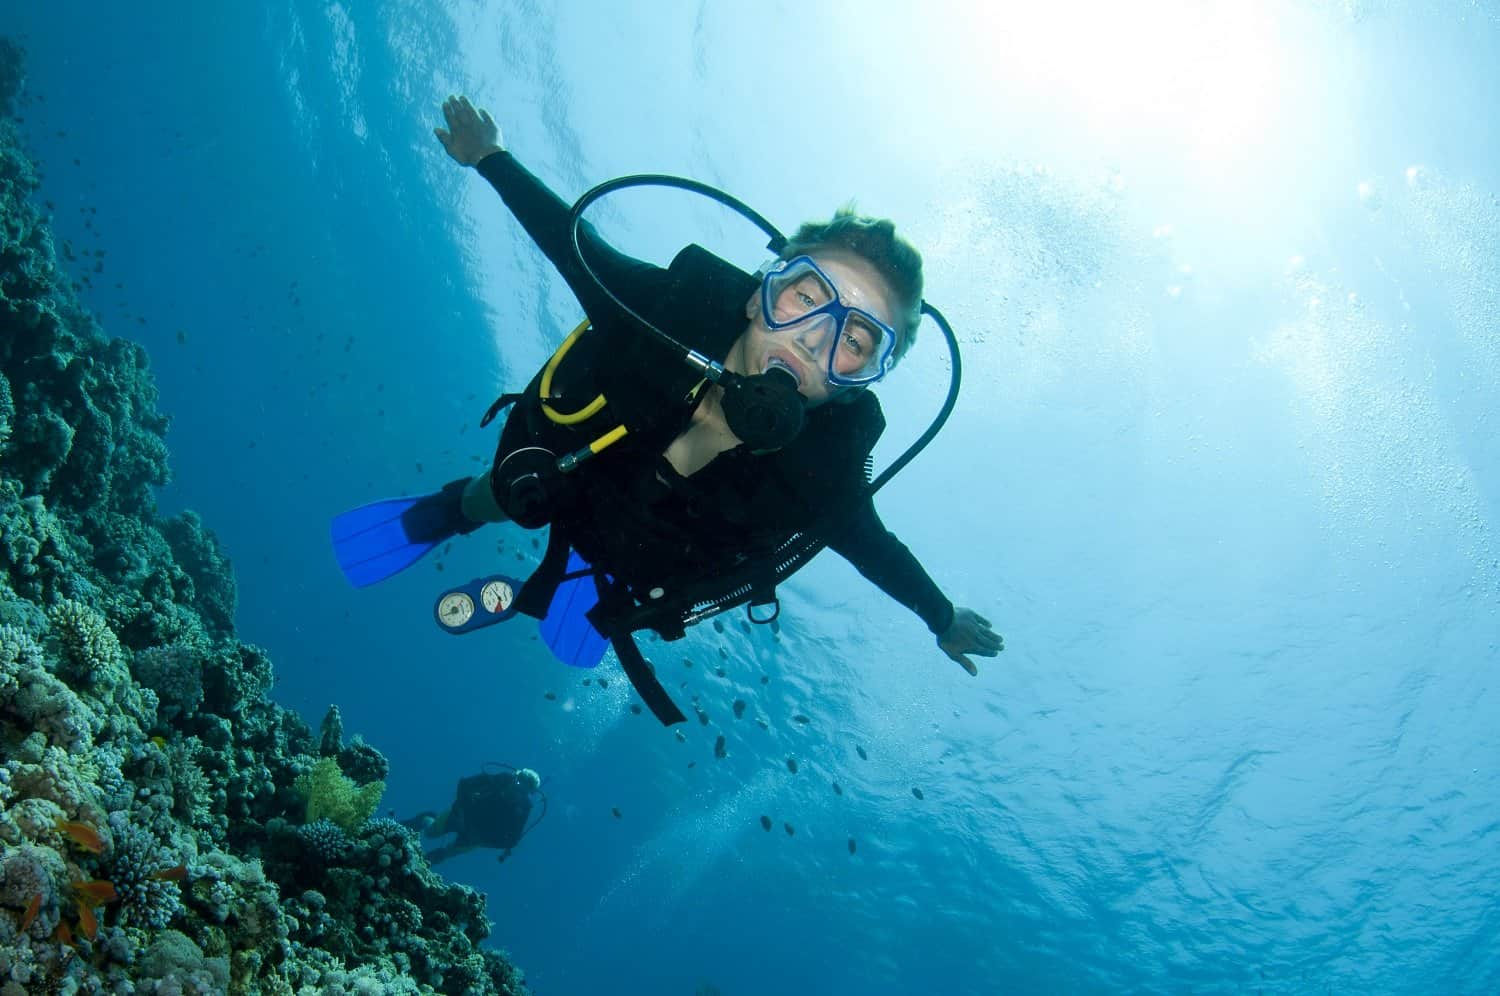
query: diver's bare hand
[
  {"left": 938, "top": 607, "right": 1003, "bottom": 676},
  {"left": 435, "top": 95, "right": 503, "bottom": 166}
]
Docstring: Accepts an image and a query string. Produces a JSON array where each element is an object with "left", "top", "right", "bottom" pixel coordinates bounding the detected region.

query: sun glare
[{"left": 950, "top": 0, "right": 1288, "bottom": 171}]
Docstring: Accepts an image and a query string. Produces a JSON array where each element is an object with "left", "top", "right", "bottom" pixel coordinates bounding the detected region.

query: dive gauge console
[{"left": 434, "top": 574, "right": 521, "bottom": 636}]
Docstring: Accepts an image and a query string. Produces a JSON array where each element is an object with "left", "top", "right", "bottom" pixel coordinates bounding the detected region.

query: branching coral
[
  {"left": 159, "top": 511, "right": 236, "bottom": 639},
  {"left": 104, "top": 817, "right": 185, "bottom": 930},
  {"left": 297, "top": 818, "right": 352, "bottom": 864},
  {"left": 47, "top": 597, "right": 127, "bottom": 690},
  {"left": 1, "top": 626, "right": 99, "bottom": 751},
  {"left": 0, "top": 842, "right": 65, "bottom": 938},
  {"left": 132, "top": 638, "right": 207, "bottom": 721},
  {"left": 0, "top": 370, "right": 13, "bottom": 451}
]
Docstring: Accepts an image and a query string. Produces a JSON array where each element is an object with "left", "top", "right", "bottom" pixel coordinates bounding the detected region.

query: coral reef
[{"left": 0, "top": 39, "right": 527, "bottom": 995}]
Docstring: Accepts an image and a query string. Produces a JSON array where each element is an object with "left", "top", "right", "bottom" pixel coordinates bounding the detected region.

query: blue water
[{"left": 7, "top": 1, "right": 1498, "bottom": 993}]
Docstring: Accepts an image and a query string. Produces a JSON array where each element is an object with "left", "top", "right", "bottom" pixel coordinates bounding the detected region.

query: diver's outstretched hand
[
  {"left": 435, "top": 95, "right": 504, "bottom": 166},
  {"left": 938, "top": 607, "right": 1003, "bottom": 676}
]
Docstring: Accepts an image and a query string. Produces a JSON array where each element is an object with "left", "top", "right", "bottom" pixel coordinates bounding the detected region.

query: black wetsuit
[
  {"left": 478, "top": 151, "right": 955, "bottom": 636},
  {"left": 447, "top": 772, "right": 532, "bottom": 852}
]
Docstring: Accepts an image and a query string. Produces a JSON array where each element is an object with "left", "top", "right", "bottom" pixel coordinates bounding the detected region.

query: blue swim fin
[
  {"left": 539, "top": 550, "right": 610, "bottom": 669},
  {"left": 331, "top": 478, "right": 477, "bottom": 588}
]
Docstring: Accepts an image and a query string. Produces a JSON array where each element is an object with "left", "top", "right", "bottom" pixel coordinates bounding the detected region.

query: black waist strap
[
  {"left": 515, "top": 522, "right": 575, "bottom": 620},
  {"left": 513, "top": 521, "right": 687, "bottom": 725},
  {"left": 610, "top": 633, "right": 686, "bottom": 726}
]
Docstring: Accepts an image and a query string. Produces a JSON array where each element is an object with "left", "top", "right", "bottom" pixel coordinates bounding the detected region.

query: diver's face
[{"left": 739, "top": 250, "right": 900, "bottom": 407}]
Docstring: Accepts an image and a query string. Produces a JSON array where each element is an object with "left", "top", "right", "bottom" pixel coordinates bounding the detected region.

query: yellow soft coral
[{"left": 292, "top": 757, "right": 383, "bottom": 831}]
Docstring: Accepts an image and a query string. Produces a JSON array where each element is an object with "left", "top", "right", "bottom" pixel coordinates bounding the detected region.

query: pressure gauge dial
[
  {"left": 481, "top": 579, "right": 515, "bottom": 614},
  {"left": 436, "top": 591, "right": 475, "bottom": 629}
]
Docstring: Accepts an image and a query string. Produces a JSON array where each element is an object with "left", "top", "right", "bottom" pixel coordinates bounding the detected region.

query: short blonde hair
[{"left": 780, "top": 205, "right": 924, "bottom": 362}]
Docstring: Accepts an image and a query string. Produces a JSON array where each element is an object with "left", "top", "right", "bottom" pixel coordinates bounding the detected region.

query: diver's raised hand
[
  {"left": 435, "top": 95, "right": 504, "bottom": 166},
  {"left": 938, "top": 607, "right": 1003, "bottom": 676}
]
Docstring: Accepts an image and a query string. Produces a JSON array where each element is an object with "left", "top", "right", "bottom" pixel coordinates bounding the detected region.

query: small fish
[
  {"left": 150, "top": 865, "right": 187, "bottom": 882},
  {"left": 598, "top": 679, "right": 609, "bottom": 690},
  {"left": 675, "top": 730, "right": 687, "bottom": 743},
  {"left": 696, "top": 708, "right": 710, "bottom": 727},
  {"left": 611, "top": 808, "right": 622, "bottom": 819},
  {"left": 687, "top": 761, "right": 696, "bottom": 769},
  {"left": 912, "top": 787, "right": 925, "bottom": 800},
  {"left": 582, "top": 678, "right": 592, "bottom": 686},
  {"left": 717, "top": 648, "right": 728, "bottom": 660},
  {"left": 756, "top": 719, "right": 769, "bottom": 731},
  {"left": 544, "top": 691, "right": 557, "bottom": 701},
  {"left": 848, "top": 837, "right": 857, "bottom": 855},
  {"left": 792, "top": 714, "right": 810, "bottom": 725},
  {"left": 856, "top": 746, "right": 868, "bottom": 761},
  {"left": 21, "top": 892, "right": 41, "bottom": 931},
  {"left": 54, "top": 919, "right": 74, "bottom": 947},
  {"left": 149, "top": 735, "right": 167, "bottom": 749},
  {"left": 629, "top": 704, "right": 642, "bottom": 715},
  {"left": 54, "top": 818, "right": 104, "bottom": 854},
  {"left": 759, "top": 815, "right": 772, "bottom": 831},
  {"left": 760, "top": 675, "right": 769, "bottom": 686},
  {"left": 713, "top": 620, "right": 724, "bottom": 634},
  {"left": 78, "top": 902, "right": 98, "bottom": 941},
  {"left": 682, "top": 658, "right": 694, "bottom": 669},
  {"left": 739, "top": 619, "right": 751, "bottom": 634},
  {"left": 72, "top": 879, "right": 117, "bottom": 903},
  {"left": 783, "top": 823, "right": 795, "bottom": 837},
  {"left": 732, "top": 700, "right": 746, "bottom": 719},
  {"left": 786, "top": 757, "right": 799, "bottom": 774},
  {"left": 832, "top": 783, "right": 843, "bottom": 796},
  {"left": 714, "top": 736, "right": 727, "bottom": 759},
  {"left": 715, "top": 667, "right": 726, "bottom": 678}
]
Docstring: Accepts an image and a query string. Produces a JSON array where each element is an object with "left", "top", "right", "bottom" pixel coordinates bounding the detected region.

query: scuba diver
[
  {"left": 401, "top": 764, "right": 546, "bottom": 865},
  {"left": 332, "top": 95, "right": 1002, "bottom": 724}
]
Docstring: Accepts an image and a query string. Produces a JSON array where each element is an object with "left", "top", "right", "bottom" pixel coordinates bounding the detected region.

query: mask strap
[{"left": 754, "top": 257, "right": 783, "bottom": 280}]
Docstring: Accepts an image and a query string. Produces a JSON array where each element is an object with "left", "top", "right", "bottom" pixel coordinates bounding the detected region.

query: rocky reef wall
[{"left": 0, "top": 38, "right": 527, "bottom": 996}]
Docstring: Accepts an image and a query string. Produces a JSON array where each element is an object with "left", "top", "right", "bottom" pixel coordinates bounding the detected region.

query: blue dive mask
[{"left": 759, "top": 255, "right": 900, "bottom": 388}]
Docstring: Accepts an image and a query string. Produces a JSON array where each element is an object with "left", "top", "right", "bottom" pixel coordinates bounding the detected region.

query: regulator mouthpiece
[{"left": 721, "top": 367, "right": 805, "bottom": 451}]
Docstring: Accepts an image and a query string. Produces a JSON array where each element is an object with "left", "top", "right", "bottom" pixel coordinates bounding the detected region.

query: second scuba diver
[
  {"left": 402, "top": 764, "right": 545, "bottom": 865},
  {"left": 333, "top": 96, "right": 1002, "bottom": 720}
]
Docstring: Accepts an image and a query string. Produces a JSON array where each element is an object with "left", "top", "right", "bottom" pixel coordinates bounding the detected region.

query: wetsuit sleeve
[
  {"left": 824, "top": 499, "right": 956, "bottom": 636},
  {"left": 473, "top": 150, "right": 669, "bottom": 319}
]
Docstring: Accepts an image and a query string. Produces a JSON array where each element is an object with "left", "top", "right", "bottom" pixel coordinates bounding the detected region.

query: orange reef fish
[
  {"left": 150, "top": 864, "right": 188, "bottom": 882},
  {"left": 72, "top": 879, "right": 117, "bottom": 904},
  {"left": 53, "top": 818, "right": 104, "bottom": 854},
  {"left": 20, "top": 892, "right": 41, "bottom": 931},
  {"left": 77, "top": 902, "right": 98, "bottom": 941}
]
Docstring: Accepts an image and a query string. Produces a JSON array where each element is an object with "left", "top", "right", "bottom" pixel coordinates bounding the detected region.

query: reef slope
[{"left": 0, "top": 39, "right": 527, "bottom": 996}]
